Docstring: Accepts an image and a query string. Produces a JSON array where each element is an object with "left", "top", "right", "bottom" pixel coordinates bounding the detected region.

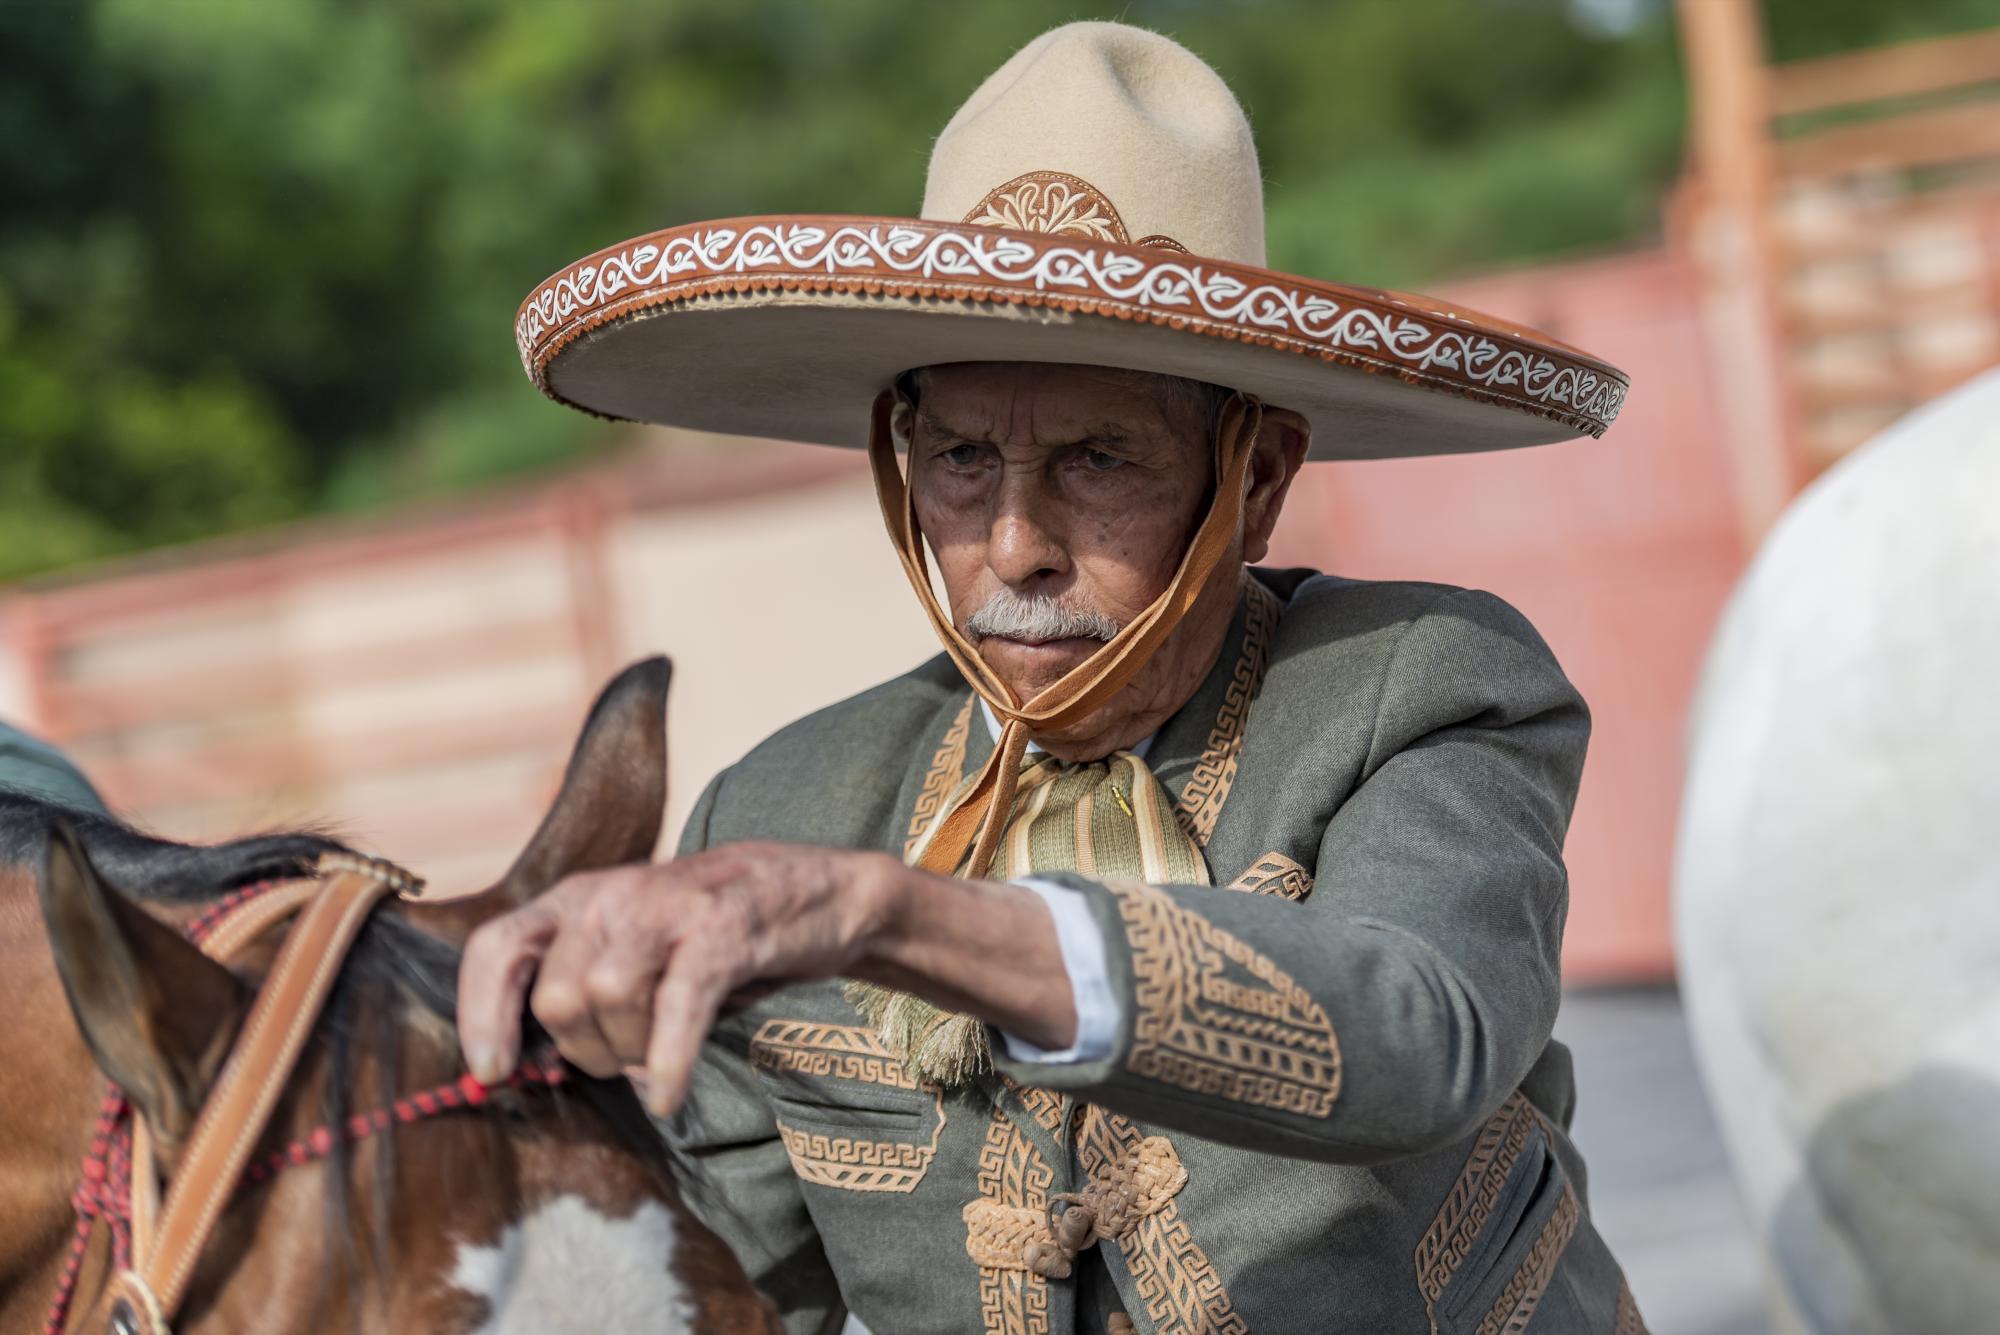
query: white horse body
[{"left": 1675, "top": 369, "right": 2000, "bottom": 1335}]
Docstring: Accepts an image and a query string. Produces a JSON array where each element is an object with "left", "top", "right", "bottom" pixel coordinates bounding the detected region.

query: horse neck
[
  {"left": 0, "top": 876, "right": 521, "bottom": 1335},
  {"left": 0, "top": 874, "right": 771, "bottom": 1334},
  {"left": 177, "top": 1004, "right": 710, "bottom": 1334},
  {"left": 175, "top": 1002, "right": 519, "bottom": 1332},
  {"left": 0, "top": 874, "right": 111, "bottom": 1329}
]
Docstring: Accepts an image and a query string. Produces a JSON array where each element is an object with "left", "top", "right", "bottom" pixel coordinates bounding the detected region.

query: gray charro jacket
[{"left": 665, "top": 570, "right": 1645, "bottom": 1335}]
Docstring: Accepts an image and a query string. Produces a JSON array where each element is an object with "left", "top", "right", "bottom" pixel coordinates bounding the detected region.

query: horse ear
[
  {"left": 496, "top": 655, "right": 672, "bottom": 905},
  {"left": 39, "top": 820, "right": 248, "bottom": 1157}
]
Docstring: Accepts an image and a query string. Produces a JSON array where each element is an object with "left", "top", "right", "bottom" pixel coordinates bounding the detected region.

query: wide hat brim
[{"left": 515, "top": 214, "right": 1629, "bottom": 460}]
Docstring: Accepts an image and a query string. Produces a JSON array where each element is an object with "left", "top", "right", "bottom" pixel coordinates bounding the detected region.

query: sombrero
[{"left": 513, "top": 22, "right": 1628, "bottom": 460}]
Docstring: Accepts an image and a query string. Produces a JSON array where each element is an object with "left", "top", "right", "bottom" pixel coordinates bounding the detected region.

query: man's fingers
[
  {"left": 642, "top": 956, "right": 737, "bottom": 1119},
  {"left": 530, "top": 907, "right": 622, "bottom": 1077},
  {"left": 585, "top": 940, "right": 670, "bottom": 1068},
  {"left": 457, "top": 903, "right": 559, "bottom": 1084}
]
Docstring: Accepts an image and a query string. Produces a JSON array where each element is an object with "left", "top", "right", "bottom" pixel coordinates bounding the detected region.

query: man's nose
[{"left": 986, "top": 478, "right": 1070, "bottom": 588}]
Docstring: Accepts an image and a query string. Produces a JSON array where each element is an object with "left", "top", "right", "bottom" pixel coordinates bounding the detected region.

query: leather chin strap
[
  {"left": 867, "top": 387, "right": 1262, "bottom": 881},
  {"left": 81, "top": 855, "right": 417, "bottom": 1335}
]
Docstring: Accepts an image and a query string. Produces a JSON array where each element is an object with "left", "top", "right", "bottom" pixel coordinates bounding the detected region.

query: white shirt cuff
[{"left": 995, "top": 877, "right": 1120, "bottom": 1064}]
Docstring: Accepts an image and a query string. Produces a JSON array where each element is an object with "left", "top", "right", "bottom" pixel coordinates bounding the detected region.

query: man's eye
[
  {"left": 1083, "top": 449, "right": 1123, "bottom": 472},
  {"left": 942, "top": 443, "right": 982, "bottom": 467}
]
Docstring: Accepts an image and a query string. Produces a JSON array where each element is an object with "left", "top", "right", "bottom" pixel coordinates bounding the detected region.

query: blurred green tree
[{"left": 0, "top": 0, "right": 1986, "bottom": 579}]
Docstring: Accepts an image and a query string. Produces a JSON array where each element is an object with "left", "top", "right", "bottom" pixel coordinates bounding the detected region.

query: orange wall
[{"left": 1266, "top": 250, "right": 1746, "bottom": 981}]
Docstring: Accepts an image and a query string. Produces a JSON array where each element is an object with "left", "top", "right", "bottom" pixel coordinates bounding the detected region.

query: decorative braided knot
[{"left": 960, "top": 1134, "right": 1188, "bottom": 1279}]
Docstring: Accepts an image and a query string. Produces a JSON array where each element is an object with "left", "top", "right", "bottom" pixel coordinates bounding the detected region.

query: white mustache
[{"left": 964, "top": 590, "right": 1121, "bottom": 643}]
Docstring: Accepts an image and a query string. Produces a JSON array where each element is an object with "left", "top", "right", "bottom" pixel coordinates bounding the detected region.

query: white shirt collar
[{"left": 978, "top": 697, "right": 1156, "bottom": 762}]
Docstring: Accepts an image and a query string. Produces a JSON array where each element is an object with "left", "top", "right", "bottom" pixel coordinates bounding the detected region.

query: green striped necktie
[
  {"left": 985, "top": 752, "right": 1211, "bottom": 887},
  {"left": 857, "top": 747, "right": 1210, "bottom": 1085}
]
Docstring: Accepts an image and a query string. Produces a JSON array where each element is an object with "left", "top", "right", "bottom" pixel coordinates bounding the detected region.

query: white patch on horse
[{"left": 450, "top": 1195, "right": 694, "bottom": 1334}]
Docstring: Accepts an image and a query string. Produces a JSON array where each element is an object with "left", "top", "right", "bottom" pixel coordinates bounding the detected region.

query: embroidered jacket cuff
[{"left": 992, "top": 877, "right": 1120, "bottom": 1064}]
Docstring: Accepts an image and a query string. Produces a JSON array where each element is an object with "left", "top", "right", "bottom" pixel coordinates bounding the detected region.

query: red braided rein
[{"left": 43, "top": 880, "right": 569, "bottom": 1335}]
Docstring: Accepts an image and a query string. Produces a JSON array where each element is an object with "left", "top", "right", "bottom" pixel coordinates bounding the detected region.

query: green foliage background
[{"left": 2, "top": 0, "right": 1991, "bottom": 580}]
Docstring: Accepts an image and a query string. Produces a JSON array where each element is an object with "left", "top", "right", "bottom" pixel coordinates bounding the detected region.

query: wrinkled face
[
  {"left": 906, "top": 362, "right": 1214, "bottom": 697},
  {"left": 902, "top": 361, "right": 1311, "bottom": 760}
]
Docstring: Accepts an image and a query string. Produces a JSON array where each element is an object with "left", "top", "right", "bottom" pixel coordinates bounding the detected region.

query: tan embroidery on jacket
[
  {"left": 1475, "top": 1182, "right": 1578, "bottom": 1335},
  {"left": 1415, "top": 1093, "right": 1539, "bottom": 1314},
  {"left": 1227, "top": 851, "right": 1314, "bottom": 902},
  {"left": 906, "top": 694, "right": 975, "bottom": 857},
  {"left": 1012, "top": 1083, "right": 1069, "bottom": 1137},
  {"left": 775, "top": 1120, "right": 945, "bottom": 1194},
  {"left": 1079, "top": 1108, "right": 1246, "bottom": 1335},
  {"left": 1108, "top": 879, "right": 1342, "bottom": 1116},
  {"left": 966, "top": 1099, "right": 1189, "bottom": 1282},
  {"left": 751, "top": 1019, "right": 945, "bottom": 1193},
  {"left": 1174, "top": 578, "right": 1279, "bottom": 847},
  {"left": 751, "top": 1019, "right": 922, "bottom": 1089},
  {"left": 1614, "top": 1278, "right": 1649, "bottom": 1335},
  {"left": 968, "top": 1103, "right": 1056, "bottom": 1335}
]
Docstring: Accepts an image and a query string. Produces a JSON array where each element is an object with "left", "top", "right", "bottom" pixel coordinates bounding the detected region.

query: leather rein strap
[{"left": 102, "top": 853, "right": 420, "bottom": 1334}]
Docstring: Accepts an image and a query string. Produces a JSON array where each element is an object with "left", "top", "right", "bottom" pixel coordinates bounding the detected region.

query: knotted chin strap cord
[{"left": 43, "top": 879, "right": 570, "bottom": 1335}]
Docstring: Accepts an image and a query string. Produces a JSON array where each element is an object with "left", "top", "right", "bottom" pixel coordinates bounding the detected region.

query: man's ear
[
  {"left": 39, "top": 821, "right": 249, "bottom": 1158},
  {"left": 494, "top": 655, "right": 672, "bottom": 905},
  {"left": 1243, "top": 405, "right": 1310, "bottom": 564}
]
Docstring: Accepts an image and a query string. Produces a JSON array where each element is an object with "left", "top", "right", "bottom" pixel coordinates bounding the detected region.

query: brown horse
[{"left": 0, "top": 659, "right": 777, "bottom": 1333}]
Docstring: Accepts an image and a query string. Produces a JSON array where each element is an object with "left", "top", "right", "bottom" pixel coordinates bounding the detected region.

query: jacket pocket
[
  {"left": 1438, "top": 1126, "right": 1551, "bottom": 1323},
  {"left": 1437, "top": 1124, "right": 1580, "bottom": 1334},
  {"left": 768, "top": 1089, "right": 931, "bottom": 1128},
  {"left": 749, "top": 1016, "right": 947, "bottom": 1194},
  {"left": 767, "top": 1093, "right": 947, "bottom": 1196}
]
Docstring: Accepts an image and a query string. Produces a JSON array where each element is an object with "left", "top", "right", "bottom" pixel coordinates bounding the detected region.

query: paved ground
[{"left": 1556, "top": 985, "right": 1772, "bottom": 1335}]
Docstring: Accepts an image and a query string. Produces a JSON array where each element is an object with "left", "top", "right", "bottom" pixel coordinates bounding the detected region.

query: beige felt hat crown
[
  {"left": 516, "top": 21, "right": 1627, "bottom": 459},
  {"left": 921, "top": 23, "right": 1266, "bottom": 266}
]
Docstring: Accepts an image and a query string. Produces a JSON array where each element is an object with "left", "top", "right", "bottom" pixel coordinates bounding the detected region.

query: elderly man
[{"left": 461, "top": 21, "right": 1643, "bottom": 1335}]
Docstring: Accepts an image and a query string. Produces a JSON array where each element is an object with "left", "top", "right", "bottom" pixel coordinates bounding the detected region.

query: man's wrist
[
  {"left": 850, "top": 851, "right": 922, "bottom": 966},
  {"left": 855, "top": 858, "right": 976, "bottom": 981},
  {"left": 847, "top": 865, "right": 1078, "bottom": 1051},
  {"left": 997, "top": 878, "right": 1117, "bottom": 1065}
]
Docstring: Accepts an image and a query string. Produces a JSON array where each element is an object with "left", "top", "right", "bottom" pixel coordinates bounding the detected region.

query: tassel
[{"left": 846, "top": 981, "right": 992, "bottom": 1086}]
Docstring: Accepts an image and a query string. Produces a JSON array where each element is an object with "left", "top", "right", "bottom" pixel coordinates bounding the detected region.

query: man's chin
[{"left": 976, "top": 636, "right": 1107, "bottom": 700}]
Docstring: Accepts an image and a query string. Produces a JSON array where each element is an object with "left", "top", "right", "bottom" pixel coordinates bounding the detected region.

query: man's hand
[{"left": 455, "top": 842, "right": 1075, "bottom": 1117}]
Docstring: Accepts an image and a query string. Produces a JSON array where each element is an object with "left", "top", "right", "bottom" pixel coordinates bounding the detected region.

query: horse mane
[
  {"left": 0, "top": 793, "right": 694, "bottom": 1298},
  {"left": 0, "top": 793, "right": 342, "bottom": 899}
]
